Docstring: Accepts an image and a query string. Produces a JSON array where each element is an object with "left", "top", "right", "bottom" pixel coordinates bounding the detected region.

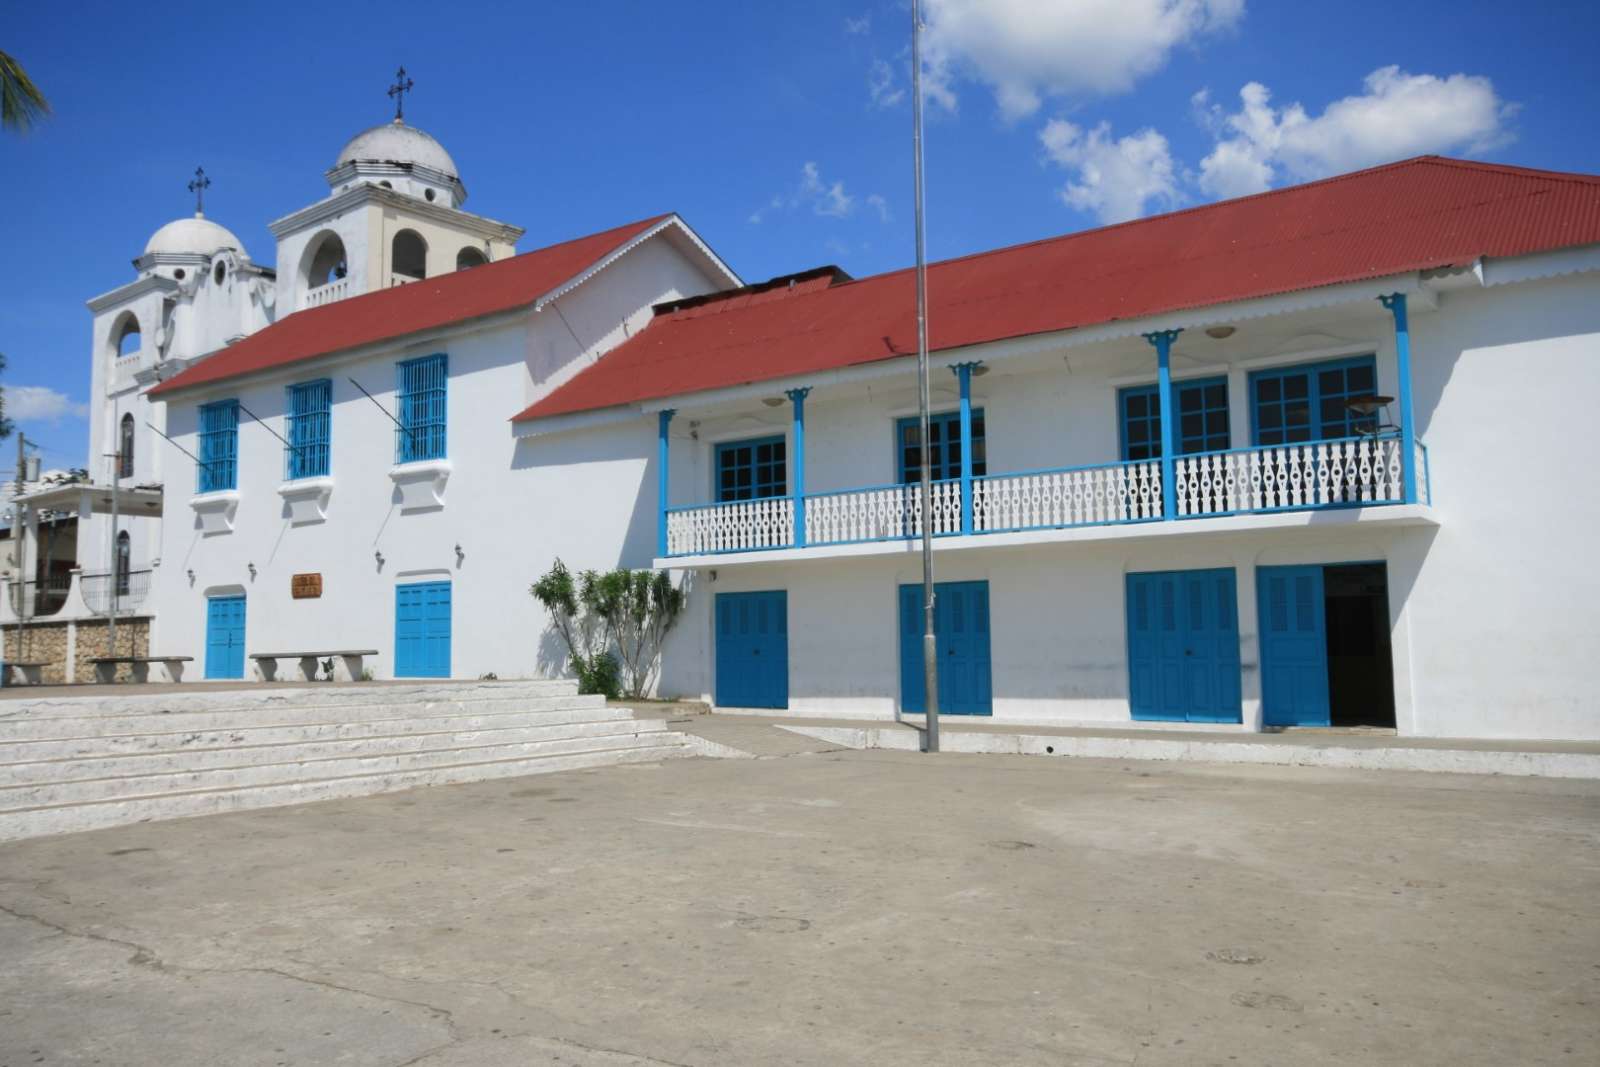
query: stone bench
[
  {"left": 1, "top": 661, "right": 49, "bottom": 686},
  {"left": 87, "top": 656, "right": 194, "bottom": 684},
  {"left": 250, "top": 650, "right": 379, "bottom": 683}
]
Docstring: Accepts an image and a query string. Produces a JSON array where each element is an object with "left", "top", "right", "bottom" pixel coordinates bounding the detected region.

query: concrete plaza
[{"left": 1, "top": 745, "right": 1596, "bottom": 1066}]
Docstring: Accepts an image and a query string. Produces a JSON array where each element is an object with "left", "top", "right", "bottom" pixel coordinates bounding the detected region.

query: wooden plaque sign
[{"left": 291, "top": 573, "right": 323, "bottom": 599}]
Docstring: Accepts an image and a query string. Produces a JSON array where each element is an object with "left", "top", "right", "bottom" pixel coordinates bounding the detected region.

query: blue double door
[
  {"left": 205, "top": 594, "right": 247, "bottom": 679},
  {"left": 715, "top": 591, "right": 789, "bottom": 708},
  {"left": 899, "top": 581, "right": 992, "bottom": 716},
  {"left": 1126, "top": 569, "right": 1242, "bottom": 723},
  {"left": 396, "top": 581, "right": 452, "bottom": 677}
]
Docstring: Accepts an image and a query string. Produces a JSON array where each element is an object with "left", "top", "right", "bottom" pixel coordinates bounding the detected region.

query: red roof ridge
[
  {"left": 808, "top": 156, "right": 1599, "bottom": 293},
  {"left": 638, "top": 155, "right": 1599, "bottom": 330}
]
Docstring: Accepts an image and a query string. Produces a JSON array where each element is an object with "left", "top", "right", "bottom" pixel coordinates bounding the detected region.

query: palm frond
[{"left": 0, "top": 50, "right": 51, "bottom": 134}]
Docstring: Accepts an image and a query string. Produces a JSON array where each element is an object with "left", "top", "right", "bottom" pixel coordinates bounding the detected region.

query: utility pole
[
  {"left": 912, "top": 0, "right": 940, "bottom": 753},
  {"left": 12, "top": 432, "right": 26, "bottom": 666},
  {"left": 106, "top": 404, "right": 121, "bottom": 659}
]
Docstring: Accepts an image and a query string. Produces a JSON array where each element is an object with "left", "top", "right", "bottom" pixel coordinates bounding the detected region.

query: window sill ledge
[
  {"left": 278, "top": 477, "right": 333, "bottom": 524},
  {"left": 388, "top": 459, "right": 450, "bottom": 511},
  {"left": 189, "top": 491, "right": 240, "bottom": 535}
]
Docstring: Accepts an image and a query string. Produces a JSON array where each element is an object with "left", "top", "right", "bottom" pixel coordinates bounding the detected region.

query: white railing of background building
[
  {"left": 302, "top": 279, "right": 349, "bottom": 308},
  {"left": 80, "top": 569, "right": 153, "bottom": 616},
  {"left": 973, "top": 460, "right": 1162, "bottom": 533},
  {"left": 1173, "top": 434, "right": 1406, "bottom": 517},
  {"left": 390, "top": 273, "right": 422, "bottom": 288}
]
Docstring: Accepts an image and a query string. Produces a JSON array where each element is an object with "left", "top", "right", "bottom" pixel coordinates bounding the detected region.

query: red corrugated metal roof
[
  {"left": 149, "top": 214, "right": 674, "bottom": 397},
  {"left": 515, "top": 156, "right": 1600, "bottom": 423}
]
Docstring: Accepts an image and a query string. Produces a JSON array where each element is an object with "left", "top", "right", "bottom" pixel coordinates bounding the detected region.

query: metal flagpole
[
  {"left": 107, "top": 402, "right": 120, "bottom": 658},
  {"left": 912, "top": 0, "right": 939, "bottom": 753},
  {"left": 13, "top": 433, "right": 26, "bottom": 667}
]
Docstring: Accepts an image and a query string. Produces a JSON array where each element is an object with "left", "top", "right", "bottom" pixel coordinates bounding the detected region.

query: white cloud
[
  {"left": 5, "top": 386, "right": 88, "bottom": 423},
  {"left": 923, "top": 0, "right": 1243, "bottom": 120},
  {"left": 845, "top": 15, "right": 871, "bottom": 35},
  {"left": 866, "top": 193, "right": 891, "bottom": 223},
  {"left": 749, "top": 163, "right": 866, "bottom": 223},
  {"left": 1040, "top": 119, "right": 1180, "bottom": 224},
  {"left": 868, "top": 58, "right": 905, "bottom": 109},
  {"left": 802, "top": 162, "right": 854, "bottom": 218},
  {"left": 1195, "top": 67, "right": 1515, "bottom": 198}
]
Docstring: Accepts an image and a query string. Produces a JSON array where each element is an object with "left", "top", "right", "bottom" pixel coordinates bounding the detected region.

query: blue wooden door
[
  {"left": 900, "top": 581, "right": 992, "bottom": 716},
  {"left": 1258, "top": 566, "right": 1330, "bottom": 726},
  {"left": 715, "top": 591, "right": 788, "bottom": 708},
  {"left": 395, "top": 581, "right": 452, "bottom": 677},
  {"left": 204, "top": 595, "right": 247, "bottom": 679},
  {"left": 1126, "top": 569, "right": 1241, "bottom": 723}
]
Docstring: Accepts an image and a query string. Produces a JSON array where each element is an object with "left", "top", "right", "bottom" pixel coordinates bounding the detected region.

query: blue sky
[{"left": 3, "top": 0, "right": 1595, "bottom": 470}]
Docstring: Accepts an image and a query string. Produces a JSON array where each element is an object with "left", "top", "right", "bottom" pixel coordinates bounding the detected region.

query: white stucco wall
[{"left": 151, "top": 233, "right": 719, "bottom": 680}]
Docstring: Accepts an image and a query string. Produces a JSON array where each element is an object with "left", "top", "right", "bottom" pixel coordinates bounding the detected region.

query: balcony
[
  {"left": 302, "top": 278, "right": 349, "bottom": 308},
  {"left": 662, "top": 434, "right": 1428, "bottom": 560}
]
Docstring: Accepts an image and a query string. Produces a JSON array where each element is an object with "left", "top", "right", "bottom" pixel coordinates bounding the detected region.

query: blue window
[
  {"left": 397, "top": 353, "right": 447, "bottom": 462},
  {"left": 1119, "top": 378, "right": 1229, "bottom": 461},
  {"left": 286, "top": 379, "right": 331, "bottom": 480},
  {"left": 1251, "top": 357, "right": 1378, "bottom": 446},
  {"left": 197, "top": 400, "right": 239, "bottom": 493},
  {"left": 897, "top": 409, "right": 985, "bottom": 484},
  {"left": 715, "top": 435, "right": 786, "bottom": 502}
]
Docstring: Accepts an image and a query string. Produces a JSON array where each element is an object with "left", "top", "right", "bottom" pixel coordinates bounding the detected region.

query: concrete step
[
  {"left": 0, "top": 729, "right": 686, "bottom": 808},
  {"left": 0, "top": 705, "right": 642, "bottom": 763},
  {"left": 0, "top": 718, "right": 674, "bottom": 785},
  {"left": 0, "top": 679, "right": 583, "bottom": 720},
  {"left": 1, "top": 693, "right": 611, "bottom": 741},
  {"left": 0, "top": 738, "right": 693, "bottom": 842}
]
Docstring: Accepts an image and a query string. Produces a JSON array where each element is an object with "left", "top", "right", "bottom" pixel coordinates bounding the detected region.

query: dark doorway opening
[{"left": 1323, "top": 563, "right": 1395, "bottom": 728}]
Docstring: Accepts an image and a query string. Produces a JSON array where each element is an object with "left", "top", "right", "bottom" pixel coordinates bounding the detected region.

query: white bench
[
  {"left": 250, "top": 650, "right": 379, "bottom": 683},
  {"left": 2, "top": 661, "right": 49, "bottom": 686},
  {"left": 87, "top": 656, "right": 194, "bottom": 684}
]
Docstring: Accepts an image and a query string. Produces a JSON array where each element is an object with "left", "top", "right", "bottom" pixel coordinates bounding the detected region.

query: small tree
[
  {"left": 582, "top": 568, "right": 686, "bottom": 700},
  {"left": 530, "top": 558, "right": 616, "bottom": 697}
]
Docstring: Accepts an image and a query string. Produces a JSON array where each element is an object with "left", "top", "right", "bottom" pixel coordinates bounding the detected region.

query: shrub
[{"left": 531, "top": 559, "right": 685, "bottom": 700}]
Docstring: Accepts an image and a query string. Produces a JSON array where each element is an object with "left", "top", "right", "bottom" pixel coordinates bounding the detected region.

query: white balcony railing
[
  {"left": 666, "top": 496, "right": 795, "bottom": 556},
  {"left": 390, "top": 273, "right": 422, "bottom": 287},
  {"left": 1174, "top": 434, "right": 1403, "bottom": 517},
  {"left": 302, "top": 278, "right": 349, "bottom": 308},
  {"left": 660, "top": 438, "right": 1426, "bottom": 559},
  {"left": 974, "top": 460, "right": 1162, "bottom": 532},
  {"left": 807, "top": 480, "right": 962, "bottom": 546}
]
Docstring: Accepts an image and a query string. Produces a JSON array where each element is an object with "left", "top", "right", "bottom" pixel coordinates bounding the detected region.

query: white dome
[
  {"left": 143, "top": 215, "right": 245, "bottom": 257},
  {"left": 335, "top": 120, "right": 459, "bottom": 178}
]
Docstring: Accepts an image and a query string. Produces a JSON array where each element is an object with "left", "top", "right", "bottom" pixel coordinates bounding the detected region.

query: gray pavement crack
[{"left": 0, "top": 899, "right": 465, "bottom": 1064}]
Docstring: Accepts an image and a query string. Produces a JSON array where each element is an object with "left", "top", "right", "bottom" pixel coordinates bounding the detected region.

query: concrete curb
[{"left": 780, "top": 725, "right": 1600, "bottom": 778}]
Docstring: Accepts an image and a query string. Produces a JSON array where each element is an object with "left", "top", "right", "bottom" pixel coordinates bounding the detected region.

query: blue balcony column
[
  {"left": 950, "top": 362, "right": 981, "bottom": 534},
  {"left": 786, "top": 387, "right": 811, "bottom": 547},
  {"left": 1378, "top": 293, "right": 1420, "bottom": 504},
  {"left": 657, "top": 408, "right": 675, "bottom": 557},
  {"left": 1142, "top": 330, "right": 1183, "bottom": 520}
]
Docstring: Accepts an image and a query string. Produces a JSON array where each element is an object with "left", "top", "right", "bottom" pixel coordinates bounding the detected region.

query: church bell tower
[{"left": 269, "top": 68, "right": 524, "bottom": 314}]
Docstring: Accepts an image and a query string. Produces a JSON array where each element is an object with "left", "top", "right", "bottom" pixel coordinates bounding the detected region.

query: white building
[{"left": 146, "top": 153, "right": 1600, "bottom": 742}]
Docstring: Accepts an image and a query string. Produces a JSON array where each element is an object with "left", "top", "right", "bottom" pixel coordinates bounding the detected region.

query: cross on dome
[
  {"left": 387, "top": 66, "right": 414, "bottom": 124},
  {"left": 187, "top": 166, "right": 211, "bottom": 217}
]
